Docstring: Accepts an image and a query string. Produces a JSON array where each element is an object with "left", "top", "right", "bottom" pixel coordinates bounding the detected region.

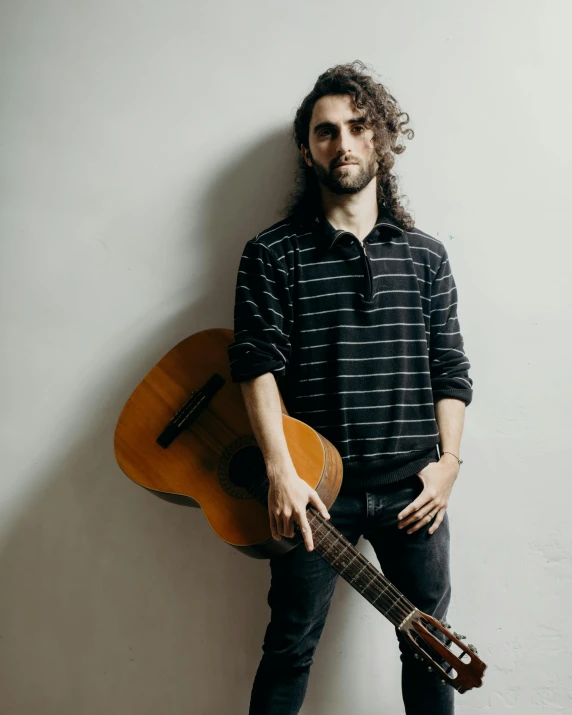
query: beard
[{"left": 308, "top": 151, "right": 379, "bottom": 195}]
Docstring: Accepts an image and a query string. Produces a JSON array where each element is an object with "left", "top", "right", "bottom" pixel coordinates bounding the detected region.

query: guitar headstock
[{"left": 400, "top": 610, "right": 487, "bottom": 693}]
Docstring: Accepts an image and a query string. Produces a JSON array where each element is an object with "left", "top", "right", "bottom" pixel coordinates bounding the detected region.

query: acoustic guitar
[{"left": 113, "top": 328, "right": 486, "bottom": 693}]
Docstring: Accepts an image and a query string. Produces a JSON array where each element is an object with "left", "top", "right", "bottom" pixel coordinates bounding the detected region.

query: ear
[{"left": 301, "top": 144, "right": 313, "bottom": 167}]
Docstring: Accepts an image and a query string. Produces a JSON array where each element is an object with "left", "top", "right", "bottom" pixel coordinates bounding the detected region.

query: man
[{"left": 228, "top": 60, "right": 472, "bottom": 715}]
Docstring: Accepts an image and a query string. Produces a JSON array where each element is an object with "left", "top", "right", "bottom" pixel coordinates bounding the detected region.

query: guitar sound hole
[{"left": 227, "top": 445, "right": 270, "bottom": 504}]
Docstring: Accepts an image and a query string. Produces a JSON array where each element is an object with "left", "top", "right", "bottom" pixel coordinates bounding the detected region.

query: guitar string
[{"left": 306, "top": 508, "right": 416, "bottom": 623}]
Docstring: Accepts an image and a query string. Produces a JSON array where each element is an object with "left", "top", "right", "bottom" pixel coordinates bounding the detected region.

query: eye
[
  {"left": 353, "top": 125, "right": 365, "bottom": 133},
  {"left": 319, "top": 129, "right": 331, "bottom": 138}
]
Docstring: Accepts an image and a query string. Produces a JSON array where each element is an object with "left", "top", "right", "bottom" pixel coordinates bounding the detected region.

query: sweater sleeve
[
  {"left": 428, "top": 248, "right": 473, "bottom": 405},
  {"left": 227, "top": 239, "right": 294, "bottom": 383}
]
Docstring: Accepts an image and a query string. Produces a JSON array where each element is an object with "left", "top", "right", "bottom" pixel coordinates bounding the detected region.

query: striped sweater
[{"left": 227, "top": 205, "right": 473, "bottom": 489}]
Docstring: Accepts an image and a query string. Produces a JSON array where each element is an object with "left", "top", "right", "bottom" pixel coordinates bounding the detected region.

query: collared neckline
[{"left": 312, "top": 205, "right": 404, "bottom": 250}]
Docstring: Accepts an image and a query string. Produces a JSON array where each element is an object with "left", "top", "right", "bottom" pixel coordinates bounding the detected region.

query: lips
[{"left": 335, "top": 162, "right": 358, "bottom": 168}]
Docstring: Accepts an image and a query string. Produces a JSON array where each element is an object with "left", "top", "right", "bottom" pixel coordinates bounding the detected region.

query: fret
[
  {"left": 371, "top": 581, "right": 392, "bottom": 605},
  {"left": 358, "top": 572, "right": 378, "bottom": 596},
  {"left": 318, "top": 529, "right": 340, "bottom": 556},
  {"left": 348, "top": 562, "right": 368, "bottom": 583},
  {"left": 385, "top": 594, "right": 405, "bottom": 619},
  {"left": 330, "top": 548, "right": 358, "bottom": 572}
]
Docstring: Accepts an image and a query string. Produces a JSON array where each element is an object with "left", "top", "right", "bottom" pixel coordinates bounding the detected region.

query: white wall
[{"left": 1, "top": 1, "right": 571, "bottom": 712}]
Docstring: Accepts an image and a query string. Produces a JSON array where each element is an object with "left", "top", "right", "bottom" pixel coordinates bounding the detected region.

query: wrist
[
  {"left": 440, "top": 452, "right": 461, "bottom": 476},
  {"left": 440, "top": 451, "right": 461, "bottom": 464},
  {"left": 266, "top": 456, "right": 296, "bottom": 482}
]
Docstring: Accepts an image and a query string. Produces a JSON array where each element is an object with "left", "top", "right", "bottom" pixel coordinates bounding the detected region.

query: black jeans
[{"left": 248, "top": 474, "right": 454, "bottom": 715}]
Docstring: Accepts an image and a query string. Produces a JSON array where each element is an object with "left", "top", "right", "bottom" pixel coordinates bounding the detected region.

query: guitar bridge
[{"left": 156, "top": 373, "right": 225, "bottom": 448}]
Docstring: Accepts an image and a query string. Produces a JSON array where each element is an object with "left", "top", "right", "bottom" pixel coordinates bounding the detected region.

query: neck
[
  {"left": 319, "top": 184, "right": 379, "bottom": 241},
  {"left": 306, "top": 506, "right": 416, "bottom": 628}
]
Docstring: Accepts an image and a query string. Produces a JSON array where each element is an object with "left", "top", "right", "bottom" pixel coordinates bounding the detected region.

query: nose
[{"left": 335, "top": 125, "right": 355, "bottom": 158}]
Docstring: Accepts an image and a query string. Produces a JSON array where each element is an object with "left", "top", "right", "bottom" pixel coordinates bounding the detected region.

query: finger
[
  {"left": 398, "top": 500, "right": 438, "bottom": 529},
  {"left": 400, "top": 501, "right": 439, "bottom": 528},
  {"left": 275, "top": 512, "right": 285, "bottom": 536},
  {"left": 283, "top": 514, "right": 295, "bottom": 538},
  {"left": 406, "top": 509, "right": 438, "bottom": 535},
  {"left": 277, "top": 514, "right": 291, "bottom": 538},
  {"left": 278, "top": 509, "right": 294, "bottom": 538},
  {"left": 269, "top": 511, "right": 281, "bottom": 541},
  {"left": 428, "top": 509, "right": 445, "bottom": 535},
  {"left": 309, "top": 491, "right": 331, "bottom": 520},
  {"left": 397, "top": 493, "right": 432, "bottom": 522},
  {"left": 298, "top": 511, "right": 314, "bottom": 551}
]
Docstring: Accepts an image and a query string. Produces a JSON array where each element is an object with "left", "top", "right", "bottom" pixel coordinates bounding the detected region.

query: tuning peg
[
  {"left": 453, "top": 631, "right": 466, "bottom": 640},
  {"left": 439, "top": 619, "right": 451, "bottom": 628},
  {"left": 467, "top": 643, "right": 478, "bottom": 654},
  {"left": 427, "top": 666, "right": 433, "bottom": 673},
  {"left": 414, "top": 653, "right": 420, "bottom": 660},
  {"left": 441, "top": 679, "right": 447, "bottom": 685}
]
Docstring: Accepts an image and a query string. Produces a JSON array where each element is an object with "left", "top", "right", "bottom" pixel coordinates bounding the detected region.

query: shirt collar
[{"left": 312, "top": 205, "right": 404, "bottom": 250}]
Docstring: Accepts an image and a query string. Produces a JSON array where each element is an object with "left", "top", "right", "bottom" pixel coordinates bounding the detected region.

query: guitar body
[{"left": 114, "top": 328, "right": 343, "bottom": 558}]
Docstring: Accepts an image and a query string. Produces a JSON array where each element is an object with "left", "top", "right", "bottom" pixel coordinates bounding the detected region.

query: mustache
[{"left": 332, "top": 158, "right": 359, "bottom": 168}]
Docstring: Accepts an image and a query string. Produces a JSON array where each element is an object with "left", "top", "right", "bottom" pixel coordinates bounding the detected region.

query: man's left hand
[{"left": 397, "top": 457, "right": 460, "bottom": 535}]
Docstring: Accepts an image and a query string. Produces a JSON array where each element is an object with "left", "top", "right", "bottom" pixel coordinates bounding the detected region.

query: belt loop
[{"left": 366, "top": 491, "right": 373, "bottom": 523}]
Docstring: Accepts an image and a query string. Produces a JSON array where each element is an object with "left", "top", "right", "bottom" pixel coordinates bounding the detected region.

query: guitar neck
[{"left": 306, "top": 506, "right": 416, "bottom": 629}]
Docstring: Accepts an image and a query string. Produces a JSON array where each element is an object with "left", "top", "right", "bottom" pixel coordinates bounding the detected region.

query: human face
[{"left": 302, "top": 94, "right": 379, "bottom": 195}]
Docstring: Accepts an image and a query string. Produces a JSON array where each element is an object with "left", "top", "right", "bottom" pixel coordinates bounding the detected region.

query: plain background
[{"left": 1, "top": 1, "right": 571, "bottom": 713}]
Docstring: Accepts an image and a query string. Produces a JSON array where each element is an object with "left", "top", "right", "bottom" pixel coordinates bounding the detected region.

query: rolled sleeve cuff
[
  {"left": 432, "top": 387, "right": 473, "bottom": 406},
  {"left": 230, "top": 357, "right": 287, "bottom": 383}
]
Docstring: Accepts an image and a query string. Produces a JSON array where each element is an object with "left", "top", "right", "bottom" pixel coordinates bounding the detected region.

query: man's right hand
[{"left": 267, "top": 466, "right": 331, "bottom": 552}]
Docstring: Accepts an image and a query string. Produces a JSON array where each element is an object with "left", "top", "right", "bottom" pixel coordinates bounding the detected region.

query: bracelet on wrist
[{"left": 441, "top": 451, "right": 463, "bottom": 466}]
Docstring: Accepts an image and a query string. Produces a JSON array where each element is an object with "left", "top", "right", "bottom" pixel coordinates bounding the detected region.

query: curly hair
[{"left": 282, "top": 60, "right": 416, "bottom": 231}]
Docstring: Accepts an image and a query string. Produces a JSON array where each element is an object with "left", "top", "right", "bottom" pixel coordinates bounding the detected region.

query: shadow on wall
[{"left": 0, "top": 128, "right": 389, "bottom": 714}]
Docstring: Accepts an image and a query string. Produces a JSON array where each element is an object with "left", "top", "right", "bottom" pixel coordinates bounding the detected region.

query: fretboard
[{"left": 306, "top": 506, "right": 416, "bottom": 629}]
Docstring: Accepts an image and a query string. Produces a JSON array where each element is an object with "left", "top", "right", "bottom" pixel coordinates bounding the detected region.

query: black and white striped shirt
[{"left": 228, "top": 206, "right": 473, "bottom": 489}]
